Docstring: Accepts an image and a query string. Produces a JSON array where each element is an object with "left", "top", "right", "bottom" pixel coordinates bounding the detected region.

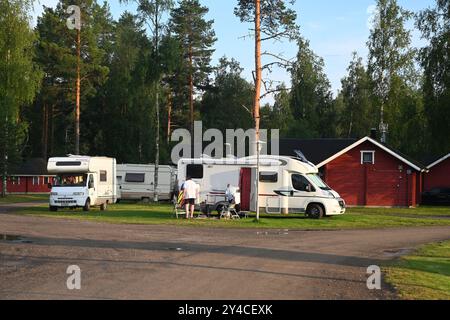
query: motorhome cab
[
  {"left": 178, "top": 156, "right": 346, "bottom": 219},
  {"left": 116, "top": 164, "right": 177, "bottom": 201},
  {"left": 47, "top": 156, "right": 118, "bottom": 212}
]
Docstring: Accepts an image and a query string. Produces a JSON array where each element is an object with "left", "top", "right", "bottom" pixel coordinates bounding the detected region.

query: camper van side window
[
  {"left": 56, "top": 161, "right": 82, "bottom": 166},
  {"left": 125, "top": 173, "right": 145, "bottom": 183},
  {"left": 100, "top": 171, "right": 107, "bottom": 182},
  {"left": 186, "top": 165, "right": 203, "bottom": 179},
  {"left": 292, "top": 174, "right": 311, "bottom": 192},
  {"left": 259, "top": 172, "right": 278, "bottom": 183}
]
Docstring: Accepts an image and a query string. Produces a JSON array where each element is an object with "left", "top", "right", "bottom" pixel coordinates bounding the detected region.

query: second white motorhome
[
  {"left": 117, "top": 164, "right": 177, "bottom": 201},
  {"left": 178, "top": 156, "right": 346, "bottom": 219},
  {"left": 47, "top": 156, "right": 118, "bottom": 211}
]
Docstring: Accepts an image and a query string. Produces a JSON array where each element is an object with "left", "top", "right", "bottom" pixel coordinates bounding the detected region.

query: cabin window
[
  {"left": 259, "top": 172, "right": 278, "bottom": 183},
  {"left": 125, "top": 173, "right": 145, "bottom": 183},
  {"left": 56, "top": 161, "right": 82, "bottom": 166},
  {"left": 292, "top": 174, "right": 311, "bottom": 192},
  {"left": 361, "top": 151, "right": 375, "bottom": 164},
  {"left": 186, "top": 164, "right": 204, "bottom": 179},
  {"left": 100, "top": 170, "right": 107, "bottom": 182}
]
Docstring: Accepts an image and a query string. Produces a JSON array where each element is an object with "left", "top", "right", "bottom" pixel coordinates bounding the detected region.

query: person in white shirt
[
  {"left": 182, "top": 176, "right": 198, "bottom": 219},
  {"left": 225, "top": 184, "right": 235, "bottom": 203}
]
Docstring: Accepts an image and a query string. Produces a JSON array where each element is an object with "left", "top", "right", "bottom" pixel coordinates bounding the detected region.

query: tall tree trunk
[
  {"left": 189, "top": 44, "right": 194, "bottom": 134},
  {"left": 42, "top": 103, "right": 48, "bottom": 159},
  {"left": 154, "top": 83, "right": 160, "bottom": 202},
  {"left": 75, "top": 27, "right": 81, "bottom": 155},
  {"left": 254, "top": 0, "right": 261, "bottom": 146},
  {"left": 167, "top": 89, "right": 172, "bottom": 144},
  {"left": 50, "top": 104, "right": 54, "bottom": 156},
  {"left": 254, "top": 0, "right": 261, "bottom": 220}
]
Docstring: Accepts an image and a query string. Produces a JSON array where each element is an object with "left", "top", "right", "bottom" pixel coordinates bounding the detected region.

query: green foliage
[
  {"left": 417, "top": 0, "right": 450, "bottom": 158},
  {"left": 289, "top": 38, "right": 334, "bottom": 138},
  {"left": 0, "top": 0, "right": 42, "bottom": 172},
  {"left": 200, "top": 57, "right": 254, "bottom": 132},
  {"left": 338, "top": 53, "right": 374, "bottom": 138},
  {"left": 169, "top": 0, "right": 216, "bottom": 129}
]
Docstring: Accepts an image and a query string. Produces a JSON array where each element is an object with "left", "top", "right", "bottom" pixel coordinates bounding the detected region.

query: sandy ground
[{"left": 1, "top": 206, "right": 449, "bottom": 300}]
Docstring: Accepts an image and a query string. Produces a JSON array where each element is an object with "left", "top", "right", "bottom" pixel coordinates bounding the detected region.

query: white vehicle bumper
[
  {"left": 50, "top": 197, "right": 86, "bottom": 208},
  {"left": 324, "top": 198, "right": 346, "bottom": 216}
]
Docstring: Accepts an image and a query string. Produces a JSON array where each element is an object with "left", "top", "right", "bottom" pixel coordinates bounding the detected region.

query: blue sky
[{"left": 33, "top": 0, "right": 433, "bottom": 100}]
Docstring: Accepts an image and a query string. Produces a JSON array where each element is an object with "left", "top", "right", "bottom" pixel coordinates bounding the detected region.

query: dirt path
[{"left": 0, "top": 213, "right": 449, "bottom": 300}]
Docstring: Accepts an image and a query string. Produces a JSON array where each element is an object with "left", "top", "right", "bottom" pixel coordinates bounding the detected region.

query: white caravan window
[
  {"left": 125, "top": 173, "right": 145, "bottom": 183},
  {"left": 186, "top": 165, "right": 203, "bottom": 179},
  {"left": 259, "top": 172, "right": 278, "bottom": 183},
  {"left": 100, "top": 170, "right": 107, "bottom": 182}
]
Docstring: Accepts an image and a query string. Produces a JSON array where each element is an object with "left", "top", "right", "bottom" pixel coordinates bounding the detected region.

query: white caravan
[
  {"left": 177, "top": 156, "right": 346, "bottom": 219},
  {"left": 47, "top": 156, "right": 118, "bottom": 211},
  {"left": 116, "top": 164, "right": 176, "bottom": 201}
]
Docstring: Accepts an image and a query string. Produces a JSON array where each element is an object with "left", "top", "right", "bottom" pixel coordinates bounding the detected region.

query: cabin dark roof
[
  {"left": 278, "top": 137, "right": 427, "bottom": 170},
  {"left": 279, "top": 138, "right": 358, "bottom": 165},
  {"left": 10, "top": 158, "right": 49, "bottom": 176}
]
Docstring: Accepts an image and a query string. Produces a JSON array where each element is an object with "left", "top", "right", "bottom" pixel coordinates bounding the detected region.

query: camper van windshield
[
  {"left": 307, "top": 174, "right": 331, "bottom": 191},
  {"left": 54, "top": 174, "right": 87, "bottom": 187}
]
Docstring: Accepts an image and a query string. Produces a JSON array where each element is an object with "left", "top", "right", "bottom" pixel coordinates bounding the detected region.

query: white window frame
[
  {"left": 33, "top": 176, "right": 40, "bottom": 185},
  {"left": 361, "top": 151, "right": 375, "bottom": 165}
]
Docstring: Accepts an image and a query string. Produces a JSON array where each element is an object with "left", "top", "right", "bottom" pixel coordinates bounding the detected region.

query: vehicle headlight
[
  {"left": 50, "top": 192, "right": 58, "bottom": 196},
  {"left": 73, "top": 192, "right": 84, "bottom": 196}
]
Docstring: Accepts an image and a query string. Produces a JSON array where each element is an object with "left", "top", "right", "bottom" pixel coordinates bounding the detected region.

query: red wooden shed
[
  {"left": 280, "top": 137, "right": 426, "bottom": 207},
  {"left": 424, "top": 153, "right": 450, "bottom": 192},
  {"left": 0, "top": 158, "right": 54, "bottom": 194}
]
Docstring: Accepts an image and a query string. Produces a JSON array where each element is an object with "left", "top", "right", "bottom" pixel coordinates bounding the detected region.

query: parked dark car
[{"left": 421, "top": 188, "right": 450, "bottom": 206}]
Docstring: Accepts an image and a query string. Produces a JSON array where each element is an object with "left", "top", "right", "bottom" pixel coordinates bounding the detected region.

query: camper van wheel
[
  {"left": 83, "top": 199, "right": 91, "bottom": 212},
  {"left": 49, "top": 206, "right": 58, "bottom": 212},
  {"left": 100, "top": 202, "right": 108, "bottom": 211},
  {"left": 306, "top": 204, "right": 324, "bottom": 219}
]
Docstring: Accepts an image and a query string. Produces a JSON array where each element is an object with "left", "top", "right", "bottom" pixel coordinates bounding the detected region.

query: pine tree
[{"left": 169, "top": 0, "right": 216, "bottom": 134}]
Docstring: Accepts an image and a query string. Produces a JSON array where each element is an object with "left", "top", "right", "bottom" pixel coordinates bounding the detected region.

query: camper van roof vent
[{"left": 293, "top": 150, "right": 308, "bottom": 163}]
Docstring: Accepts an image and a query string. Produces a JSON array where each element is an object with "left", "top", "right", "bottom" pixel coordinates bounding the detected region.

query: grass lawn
[
  {"left": 13, "top": 202, "right": 450, "bottom": 230},
  {"left": 384, "top": 241, "right": 450, "bottom": 300},
  {"left": 0, "top": 194, "right": 48, "bottom": 204}
]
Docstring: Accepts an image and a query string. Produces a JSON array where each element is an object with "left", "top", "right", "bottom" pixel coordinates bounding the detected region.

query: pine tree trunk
[
  {"left": 254, "top": 0, "right": 261, "bottom": 146},
  {"left": 167, "top": 89, "right": 172, "bottom": 143},
  {"left": 42, "top": 103, "right": 48, "bottom": 159},
  {"left": 189, "top": 44, "right": 194, "bottom": 134},
  {"left": 75, "top": 28, "right": 81, "bottom": 155}
]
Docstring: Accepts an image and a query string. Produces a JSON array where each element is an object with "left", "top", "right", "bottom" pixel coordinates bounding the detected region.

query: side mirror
[
  {"left": 306, "top": 185, "right": 312, "bottom": 192},
  {"left": 89, "top": 182, "right": 94, "bottom": 189},
  {"left": 290, "top": 190, "right": 294, "bottom": 197}
]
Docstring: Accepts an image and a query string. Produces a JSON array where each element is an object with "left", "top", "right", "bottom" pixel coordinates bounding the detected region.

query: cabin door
[{"left": 239, "top": 168, "right": 252, "bottom": 211}]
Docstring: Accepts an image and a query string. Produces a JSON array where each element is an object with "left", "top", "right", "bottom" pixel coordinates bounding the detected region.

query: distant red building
[
  {"left": 0, "top": 158, "right": 54, "bottom": 194},
  {"left": 280, "top": 137, "right": 426, "bottom": 207},
  {"left": 424, "top": 153, "right": 450, "bottom": 192}
]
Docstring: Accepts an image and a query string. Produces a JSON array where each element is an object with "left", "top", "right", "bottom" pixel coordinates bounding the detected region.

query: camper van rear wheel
[
  {"left": 307, "top": 204, "right": 324, "bottom": 219},
  {"left": 83, "top": 199, "right": 91, "bottom": 212},
  {"left": 100, "top": 202, "right": 108, "bottom": 211}
]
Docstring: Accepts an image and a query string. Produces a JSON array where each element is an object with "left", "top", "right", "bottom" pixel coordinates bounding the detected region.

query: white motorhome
[
  {"left": 116, "top": 164, "right": 176, "bottom": 201},
  {"left": 178, "top": 156, "right": 346, "bottom": 219},
  {"left": 47, "top": 156, "right": 118, "bottom": 211}
]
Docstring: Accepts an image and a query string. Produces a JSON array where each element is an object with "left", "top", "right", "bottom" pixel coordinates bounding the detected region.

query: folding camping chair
[
  {"left": 220, "top": 203, "right": 240, "bottom": 220},
  {"left": 173, "top": 191, "right": 185, "bottom": 219}
]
